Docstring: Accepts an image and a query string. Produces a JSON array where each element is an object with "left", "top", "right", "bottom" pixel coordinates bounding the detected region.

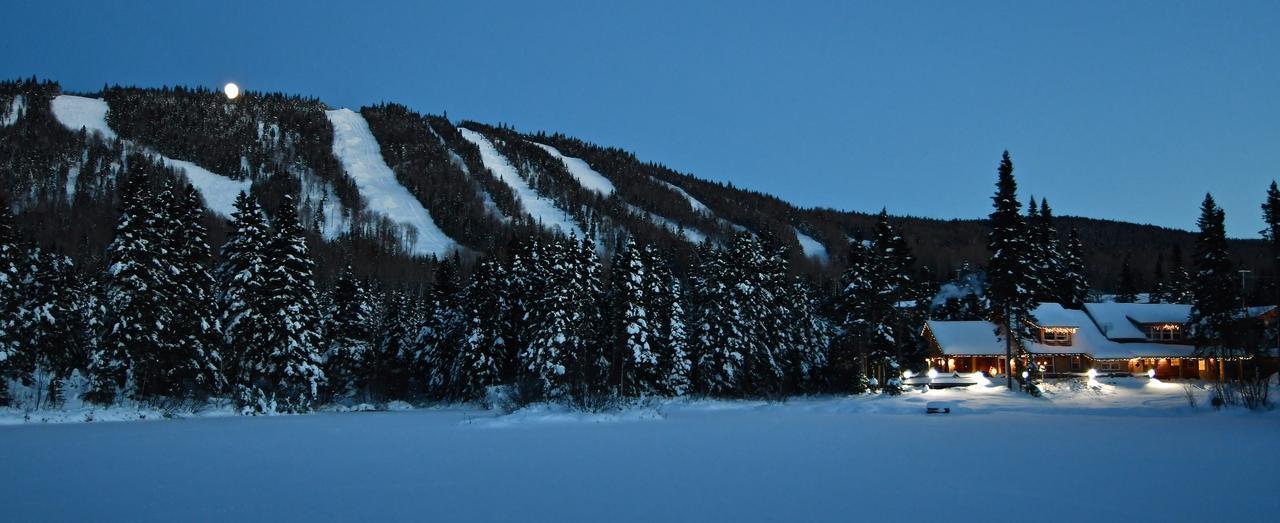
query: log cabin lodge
[{"left": 922, "top": 302, "right": 1251, "bottom": 380}]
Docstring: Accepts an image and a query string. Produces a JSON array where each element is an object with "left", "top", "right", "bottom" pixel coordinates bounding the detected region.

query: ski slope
[
  {"left": 459, "top": 128, "right": 584, "bottom": 237},
  {"left": 327, "top": 109, "right": 456, "bottom": 257},
  {"left": 624, "top": 203, "right": 707, "bottom": 244},
  {"left": 2, "top": 380, "right": 1277, "bottom": 522},
  {"left": 655, "top": 178, "right": 710, "bottom": 214},
  {"left": 531, "top": 142, "right": 615, "bottom": 196},
  {"left": 794, "top": 228, "right": 829, "bottom": 261},
  {"left": 51, "top": 95, "right": 250, "bottom": 217}
]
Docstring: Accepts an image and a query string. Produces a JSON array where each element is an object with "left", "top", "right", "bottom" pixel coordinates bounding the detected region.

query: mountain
[{"left": 0, "top": 77, "right": 1271, "bottom": 294}]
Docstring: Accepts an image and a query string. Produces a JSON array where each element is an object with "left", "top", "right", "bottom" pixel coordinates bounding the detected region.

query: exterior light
[
  {"left": 1147, "top": 369, "right": 1156, "bottom": 379},
  {"left": 1087, "top": 368, "right": 1098, "bottom": 379},
  {"left": 902, "top": 370, "right": 914, "bottom": 380},
  {"left": 1021, "top": 371, "right": 1029, "bottom": 379},
  {"left": 927, "top": 368, "right": 938, "bottom": 380}
]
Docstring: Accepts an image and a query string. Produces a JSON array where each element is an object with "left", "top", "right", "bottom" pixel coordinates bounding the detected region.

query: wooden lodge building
[{"left": 922, "top": 302, "right": 1231, "bottom": 380}]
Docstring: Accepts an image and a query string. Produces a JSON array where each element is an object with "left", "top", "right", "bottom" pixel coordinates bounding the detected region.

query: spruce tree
[
  {"left": 1058, "top": 228, "right": 1090, "bottom": 307},
  {"left": 91, "top": 169, "right": 172, "bottom": 403},
  {"left": 1163, "top": 244, "right": 1194, "bottom": 303},
  {"left": 519, "top": 237, "right": 582, "bottom": 401},
  {"left": 831, "top": 234, "right": 875, "bottom": 393},
  {"left": 986, "top": 151, "right": 1037, "bottom": 389},
  {"left": 1262, "top": 181, "right": 1280, "bottom": 345},
  {"left": 0, "top": 198, "right": 22, "bottom": 405},
  {"left": 165, "top": 185, "right": 224, "bottom": 398},
  {"left": 217, "top": 192, "right": 272, "bottom": 396},
  {"left": 1150, "top": 253, "right": 1167, "bottom": 303},
  {"left": 449, "top": 258, "right": 511, "bottom": 401},
  {"left": 323, "top": 263, "right": 373, "bottom": 402},
  {"left": 1188, "top": 194, "right": 1239, "bottom": 360},
  {"left": 688, "top": 238, "right": 745, "bottom": 396},
  {"left": 609, "top": 237, "right": 659, "bottom": 397}
]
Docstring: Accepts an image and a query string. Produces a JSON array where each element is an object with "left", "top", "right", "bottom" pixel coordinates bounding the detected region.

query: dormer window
[
  {"left": 1148, "top": 324, "right": 1182, "bottom": 342},
  {"left": 1041, "top": 327, "right": 1073, "bottom": 346}
]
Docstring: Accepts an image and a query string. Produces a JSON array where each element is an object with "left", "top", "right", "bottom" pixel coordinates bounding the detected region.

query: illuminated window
[
  {"left": 1042, "top": 328, "right": 1072, "bottom": 345},
  {"left": 1148, "top": 325, "right": 1182, "bottom": 341}
]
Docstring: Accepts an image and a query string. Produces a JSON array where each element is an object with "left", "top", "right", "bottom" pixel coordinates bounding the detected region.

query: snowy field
[{"left": 2, "top": 378, "right": 1277, "bottom": 522}]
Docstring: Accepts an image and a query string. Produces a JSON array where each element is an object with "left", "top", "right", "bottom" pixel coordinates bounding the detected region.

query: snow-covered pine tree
[
  {"left": 570, "top": 235, "right": 608, "bottom": 402},
  {"left": 1032, "top": 199, "right": 1067, "bottom": 303},
  {"left": 91, "top": 167, "right": 173, "bottom": 403},
  {"left": 641, "top": 245, "right": 691, "bottom": 397},
  {"left": 372, "top": 288, "right": 418, "bottom": 401},
  {"left": 322, "top": 263, "right": 373, "bottom": 402},
  {"left": 164, "top": 184, "right": 225, "bottom": 399},
  {"left": 217, "top": 192, "right": 272, "bottom": 397},
  {"left": 830, "top": 234, "right": 875, "bottom": 393},
  {"left": 726, "top": 232, "right": 786, "bottom": 398},
  {"left": 1058, "top": 228, "right": 1090, "bottom": 307},
  {"left": 986, "top": 151, "right": 1038, "bottom": 390},
  {"left": 415, "top": 256, "right": 465, "bottom": 400},
  {"left": 0, "top": 198, "right": 22, "bottom": 405},
  {"left": 1023, "top": 197, "right": 1053, "bottom": 301},
  {"left": 518, "top": 237, "right": 573, "bottom": 400},
  {"left": 688, "top": 238, "right": 745, "bottom": 396},
  {"left": 12, "top": 250, "right": 94, "bottom": 408},
  {"left": 609, "top": 237, "right": 660, "bottom": 397},
  {"left": 449, "top": 258, "right": 511, "bottom": 401},
  {"left": 1188, "top": 194, "right": 1240, "bottom": 361},
  {"left": 245, "top": 194, "right": 325, "bottom": 413},
  {"left": 1262, "top": 181, "right": 1280, "bottom": 333},
  {"left": 781, "top": 280, "right": 830, "bottom": 394}
]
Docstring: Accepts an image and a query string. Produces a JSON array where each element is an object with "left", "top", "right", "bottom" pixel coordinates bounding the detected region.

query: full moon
[{"left": 224, "top": 82, "right": 240, "bottom": 100}]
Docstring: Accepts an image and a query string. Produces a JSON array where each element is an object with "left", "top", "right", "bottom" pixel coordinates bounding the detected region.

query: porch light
[
  {"left": 1021, "top": 371, "right": 1029, "bottom": 379},
  {"left": 903, "top": 370, "right": 914, "bottom": 380},
  {"left": 1147, "top": 369, "right": 1156, "bottom": 379},
  {"left": 1087, "top": 368, "right": 1098, "bottom": 379},
  {"left": 927, "top": 368, "right": 938, "bottom": 380}
]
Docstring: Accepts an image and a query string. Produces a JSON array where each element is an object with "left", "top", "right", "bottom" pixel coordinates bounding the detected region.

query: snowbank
[
  {"left": 326, "top": 109, "right": 456, "bottom": 257},
  {"left": 459, "top": 128, "right": 584, "bottom": 237}
]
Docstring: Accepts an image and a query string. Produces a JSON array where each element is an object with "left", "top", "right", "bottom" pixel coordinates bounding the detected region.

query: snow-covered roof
[
  {"left": 925, "top": 321, "right": 1006, "bottom": 356},
  {"left": 929, "top": 303, "right": 1199, "bottom": 361},
  {"left": 1083, "top": 303, "right": 1191, "bottom": 340},
  {"left": 1030, "top": 303, "right": 1081, "bottom": 328},
  {"left": 1024, "top": 305, "right": 1195, "bottom": 359}
]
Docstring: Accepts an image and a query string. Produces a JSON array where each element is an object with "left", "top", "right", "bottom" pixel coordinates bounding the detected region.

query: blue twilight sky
[{"left": 3, "top": 1, "right": 1277, "bottom": 238}]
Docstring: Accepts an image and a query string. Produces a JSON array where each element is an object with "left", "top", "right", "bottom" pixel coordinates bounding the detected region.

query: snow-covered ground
[
  {"left": 1, "top": 378, "right": 1276, "bottom": 522},
  {"left": 50, "top": 95, "right": 251, "bottom": 217},
  {"left": 531, "top": 142, "right": 615, "bottom": 196},
  {"left": 794, "top": 227, "right": 829, "bottom": 261},
  {"left": 624, "top": 202, "right": 708, "bottom": 244},
  {"left": 326, "top": 109, "right": 456, "bottom": 257},
  {"left": 459, "top": 128, "right": 584, "bottom": 237}
]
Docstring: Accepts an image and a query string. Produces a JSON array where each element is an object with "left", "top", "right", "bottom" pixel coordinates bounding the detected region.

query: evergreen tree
[
  {"left": 688, "top": 239, "right": 746, "bottom": 396},
  {"left": 217, "top": 192, "right": 272, "bottom": 395},
  {"left": 1116, "top": 256, "right": 1139, "bottom": 303},
  {"left": 1262, "top": 181, "right": 1280, "bottom": 342},
  {"left": 1032, "top": 199, "right": 1066, "bottom": 302},
  {"left": 90, "top": 169, "right": 173, "bottom": 403},
  {"left": 985, "top": 151, "right": 1038, "bottom": 389},
  {"left": 449, "top": 258, "right": 511, "bottom": 401},
  {"left": 164, "top": 185, "right": 224, "bottom": 398},
  {"left": 240, "top": 194, "right": 325, "bottom": 413},
  {"left": 0, "top": 198, "right": 23, "bottom": 405},
  {"left": 830, "top": 235, "right": 875, "bottom": 393},
  {"left": 1149, "top": 254, "right": 1167, "bottom": 303},
  {"left": 1162, "top": 244, "right": 1194, "bottom": 303},
  {"left": 1188, "top": 194, "right": 1240, "bottom": 359},
  {"left": 608, "top": 237, "right": 660, "bottom": 397},
  {"left": 519, "top": 237, "right": 585, "bottom": 402},
  {"left": 323, "top": 263, "right": 373, "bottom": 402},
  {"left": 1058, "top": 228, "right": 1090, "bottom": 307}
]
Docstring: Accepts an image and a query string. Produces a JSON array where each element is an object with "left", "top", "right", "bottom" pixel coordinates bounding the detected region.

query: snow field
[
  {"left": 326, "top": 109, "right": 456, "bottom": 257},
  {"left": 459, "top": 128, "right": 585, "bottom": 238},
  {"left": 1, "top": 380, "right": 1277, "bottom": 522}
]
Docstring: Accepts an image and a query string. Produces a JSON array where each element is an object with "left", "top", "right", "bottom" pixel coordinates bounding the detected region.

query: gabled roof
[
  {"left": 1025, "top": 305, "right": 1195, "bottom": 359},
  {"left": 1030, "top": 303, "right": 1081, "bottom": 328},
  {"left": 925, "top": 321, "right": 1006, "bottom": 356},
  {"left": 1082, "top": 303, "right": 1191, "bottom": 341}
]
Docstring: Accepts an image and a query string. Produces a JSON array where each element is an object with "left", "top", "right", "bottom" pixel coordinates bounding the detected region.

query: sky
[{"left": 3, "top": 1, "right": 1277, "bottom": 238}]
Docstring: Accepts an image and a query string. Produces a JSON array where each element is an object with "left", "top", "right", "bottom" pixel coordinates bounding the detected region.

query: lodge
[{"left": 922, "top": 302, "right": 1241, "bottom": 380}]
